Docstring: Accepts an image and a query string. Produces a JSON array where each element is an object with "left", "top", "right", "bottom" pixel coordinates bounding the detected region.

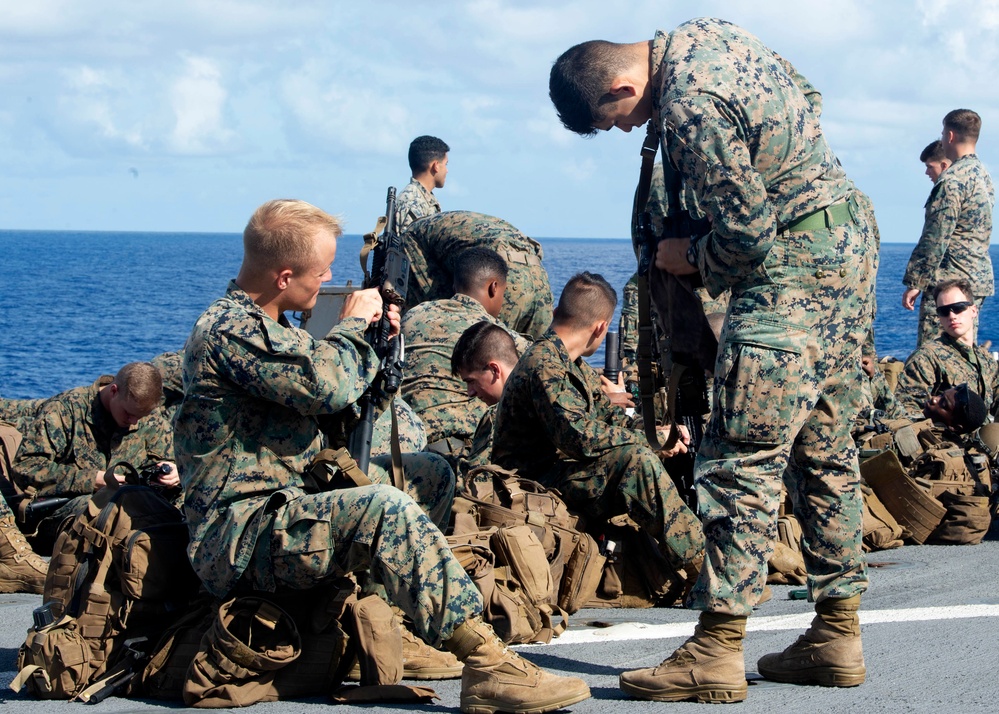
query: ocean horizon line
[{"left": 0, "top": 227, "right": 925, "bottom": 246}]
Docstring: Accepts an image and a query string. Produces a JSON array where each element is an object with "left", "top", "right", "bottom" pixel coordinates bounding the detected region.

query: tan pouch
[
  {"left": 556, "top": 528, "right": 605, "bottom": 614},
  {"left": 860, "top": 484, "right": 904, "bottom": 552},
  {"left": 347, "top": 595, "right": 402, "bottom": 686},
  {"left": 11, "top": 615, "right": 93, "bottom": 700},
  {"left": 183, "top": 597, "right": 302, "bottom": 708}
]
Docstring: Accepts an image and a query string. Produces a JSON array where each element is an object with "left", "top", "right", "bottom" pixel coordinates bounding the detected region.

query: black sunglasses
[{"left": 936, "top": 301, "right": 973, "bottom": 317}]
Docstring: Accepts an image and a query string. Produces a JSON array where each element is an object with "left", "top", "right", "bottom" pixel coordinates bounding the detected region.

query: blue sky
[{"left": 1, "top": 0, "right": 997, "bottom": 241}]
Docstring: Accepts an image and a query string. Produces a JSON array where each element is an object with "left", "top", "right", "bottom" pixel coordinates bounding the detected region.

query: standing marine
[{"left": 549, "top": 16, "right": 878, "bottom": 702}]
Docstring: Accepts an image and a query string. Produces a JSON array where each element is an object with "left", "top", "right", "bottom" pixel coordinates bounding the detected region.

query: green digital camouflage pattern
[
  {"left": 652, "top": 19, "right": 876, "bottom": 615},
  {"left": 175, "top": 281, "right": 455, "bottom": 597},
  {"left": 402, "top": 211, "right": 554, "bottom": 339},
  {"left": 0, "top": 398, "right": 44, "bottom": 434},
  {"left": 150, "top": 350, "right": 185, "bottom": 423},
  {"left": 895, "top": 333, "right": 999, "bottom": 417},
  {"left": 491, "top": 328, "right": 704, "bottom": 569},
  {"left": 11, "top": 380, "right": 173, "bottom": 499},
  {"left": 395, "top": 178, "right": 441, "bottom": 232},
  {"left": 402, "top": 294, "right": 530, "bottom": 446},
  {"left": 903, "top": 154, "right": 995, "bottom": 299},
  {"left": 370, "top": 397, "right": 429, "bottom": 455}
]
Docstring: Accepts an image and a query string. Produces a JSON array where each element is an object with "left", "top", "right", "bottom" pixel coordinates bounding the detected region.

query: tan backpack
[{"left": 11, "top": 463, "right": 200, "bottom": 700}]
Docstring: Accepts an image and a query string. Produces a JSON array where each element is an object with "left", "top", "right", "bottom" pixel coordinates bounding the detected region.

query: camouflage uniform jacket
[
  {"left": 401, "top": 294, "right": 529, "bottom": 444},
  {"left": 653, "top": 19, "right": 862, "bottom": 301},
  {"left": 903, "top": 154, "right": 995, "bottom": 297},
  {"left": 174, "top": 281, "right": 380, "bottom": 597},
  {"left": 491, "top": 328, "right": 642, "bottom": 478},
  {"left": 12, "top": 379, "right": 173, "bottom": 498},
  {"left": 395, "top": 178, "right": 440, "bottom": 231},
  {"left": 895, "top": 333, "right": 999, "bottom": 417},
  {"left": 401, "top": 211, "right": 553, "bottom": 338}
]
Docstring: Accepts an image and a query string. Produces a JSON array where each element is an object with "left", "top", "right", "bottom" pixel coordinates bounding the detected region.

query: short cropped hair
[
  {"left": 920, "top": 140, "right": 946, "bottom": 163},
  {"left": 454, "top": 247, "right": 508, "bottom": 294},
  {"left": 549, "top": 40, "right": 629, "bottom": 136},
  {"left": 408, "top": 135, "right": 450, "bottom": 174},
  {"left": 114, "top": 362, "right": 163, "bottom": 409},
  {"left": 244, "top": 199, "right": 342, "bottom": 273},
  {"left": 943, "top": 109, "right": 981, "bottom": 143},
  {"left": 552, "top": 272, "right": 617, "bottom": 329},
  {"left": 933, "top": 278, "right": 975, "bottom": 304},
  {"left": 451, "top": 321, "right": 520, "bottom": 376}
]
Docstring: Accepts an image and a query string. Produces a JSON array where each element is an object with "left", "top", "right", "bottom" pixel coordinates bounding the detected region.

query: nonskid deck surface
[{"left": 1, "top": 541, "right": 996, "bottom": 713}]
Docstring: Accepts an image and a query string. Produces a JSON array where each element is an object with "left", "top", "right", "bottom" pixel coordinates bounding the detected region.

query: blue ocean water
[{"left": 0, "top": 230, "right": 996, "bottom": 399}]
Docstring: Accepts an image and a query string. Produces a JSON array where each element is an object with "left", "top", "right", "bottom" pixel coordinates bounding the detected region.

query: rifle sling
[
  {"left": 634, "top": 123, "right": 682, "bottom": 452},
  {"left": 389, "top": 399, "right": 405, "bottom": 492}
]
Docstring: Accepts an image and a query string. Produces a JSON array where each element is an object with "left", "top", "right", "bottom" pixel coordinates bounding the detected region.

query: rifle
[
  {"left": 634, "top": 127, "right": 712, "bottom": 459},
  {"left": 345, "top": 187, "right": 410, "bottom": 475},
  {"left": 603, "top": 331, "right": 621, "bottom": 385}
]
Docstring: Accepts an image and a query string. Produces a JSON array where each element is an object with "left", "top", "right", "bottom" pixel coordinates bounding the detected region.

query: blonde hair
[
  {"left": 243, "top": 199, "right": 343, "bottom": 272},
  {"left": 114, "top": 362, "right": 163, "bottom": 410}
]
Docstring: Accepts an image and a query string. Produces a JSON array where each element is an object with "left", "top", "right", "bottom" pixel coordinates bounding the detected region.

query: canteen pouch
[
  {"left": 347, "top": 594, "right": 402, "bottom": 686},
  {"left": 183, "top": 597, "right": 302, "bottom": 708},
  {"left": 490, "top": 525, "right": 565, "bottom": 643},
  {"left": 11, "top": 612, "right": 93, "bottom": 699}
]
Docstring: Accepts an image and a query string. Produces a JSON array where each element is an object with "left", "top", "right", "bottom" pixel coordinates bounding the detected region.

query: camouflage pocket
[
  {"left": 715, "top": 340, "right": 801, "bottom": 446},
  {"left": 270, "top": 505, "right": 336, "bottom": 589}
]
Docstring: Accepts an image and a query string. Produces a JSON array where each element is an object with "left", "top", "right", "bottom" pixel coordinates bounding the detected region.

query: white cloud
[{"left": 168, "top": 55, "right": 233, "bottom": 155}]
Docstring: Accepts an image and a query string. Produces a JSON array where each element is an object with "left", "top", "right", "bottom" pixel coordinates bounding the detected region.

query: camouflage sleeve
[
  {"left": 12, "top": 401, "right": 93, "bottom": 497},
  {"left": 894, "top": 349, "right": 943, "bottom": 415},
  {"left": 774, "top": 52, "right": 822, "bottom": 116},
  {"left": 664, "top": 95, "right": 776, "bottom": 298},
  {"left": 530, "top": 363, "right": 643, "bottom": 460},
  {"left": 903, "top": 181, "right": 957, "bottom": 290},
  {"left": 213, "top": 315, "right": 379, "bottom": 416}
]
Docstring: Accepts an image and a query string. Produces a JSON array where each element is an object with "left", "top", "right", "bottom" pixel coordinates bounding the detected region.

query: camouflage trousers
[
  {"left": 544, "top": 444, "right": 704, "bottom": 570},
  {"left": 243, "top": 481, "right": 481, "bottom": 646},
  {"left": 500, "top": 263, "right": 554, "bottom": 341},
  {"left": 689, "top": 219, "right": 876, "bottom": 617},
  {"left": 916, "top": 292, "right": 986, "bottom": 348},
  {"left": 369, "top": 398, "right": 429, "bottom": 457}
]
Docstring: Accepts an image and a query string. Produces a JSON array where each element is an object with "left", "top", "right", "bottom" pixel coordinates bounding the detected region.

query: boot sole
[
  {"left": 757, "top": 663, "right": 866, "bottom": 688},
  {"left": 619, "top": 678, "right": 747, "bottom": 703},
  {"left": 461, "top": 687, "right": 590, "bottom": 714},
  {"left": 403, "top": 665, "right": 464, "bottom": 680}
]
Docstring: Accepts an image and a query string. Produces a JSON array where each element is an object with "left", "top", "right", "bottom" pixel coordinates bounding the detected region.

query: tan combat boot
[
  {"left": 0, "top": 515, "right": 47, "bottom": 594},
  {"left": 757, "top": 594, "right": 865, "bottom": 687},
  {"left": 619, "top": 612, "right": 748, "bottom": 703},
  {"left": 400, "top": 624, "right": 463, "bottom": 680},
  {"left": 444, "top": 617, "right": 590, "bottom": 714}
]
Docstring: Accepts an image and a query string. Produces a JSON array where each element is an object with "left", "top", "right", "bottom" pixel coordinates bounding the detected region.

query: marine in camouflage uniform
[
  {"left": 903, "top": 149, "right": 995, "bottom": 346},
  {"left": 402, "top": 211, "right": 554, "bottom": 339},
  {"left": 491, "top": 326, "right": 704, "bottom": 572},
  {"left": 176, "top": 281, "right": 457, "bottom": 601},
  {"left": 0, "top": 398, "right": 44, "bottom": 433},
  {"left": 548, "top": 17, "right": 877, "bottom": 699},
  {"left": 395, "top": 178, "right": 441, "bottom": 232},
  {"left": 402, "top": 294, "right": 529, "bottom": 453},
  {"left": 895, "top": 333, "right": 999, "bottom": 417},
  {"left": 12, "top": 377, "right": 173, "bottom": 500}
]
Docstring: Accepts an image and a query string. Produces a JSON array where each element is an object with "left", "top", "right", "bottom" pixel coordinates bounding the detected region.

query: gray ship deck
[{"left": 1, "top": 540, "right": 996, "bottom": 712}]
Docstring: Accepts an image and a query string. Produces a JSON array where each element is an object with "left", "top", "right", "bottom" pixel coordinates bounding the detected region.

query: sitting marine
[
  {"left": 402, "top": 247, "right": 529, "bottom": 460},
  {"left": 174, "top": 198, "right": 590, "bottom": 714}
]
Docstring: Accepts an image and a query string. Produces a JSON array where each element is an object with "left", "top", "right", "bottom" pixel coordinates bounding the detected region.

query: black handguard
[
  {"left": 603, "top": 331, "right": 621, "bottom": 385},
  {"left": 346, "top": 187, "right": 409, "bottom": 474},
  {"left": 635, "top": 158, "right": 711, "bottom": 455}
]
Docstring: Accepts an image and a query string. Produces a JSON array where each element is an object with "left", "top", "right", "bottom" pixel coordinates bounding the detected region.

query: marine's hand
[
  {"left": 340, "top": 287, "right": 387, "bottom": 326},
  {"left": 902, "top": 288, "right": 920, "bottom": 311},
  {"left": 153, "top": 462, "right": 181, "bottom": 488},
  {"left": 655, "top": 238, "right": 699, "bottom": 276},
  {"left": 655, "top": 423, "right": 690, "bottom": 458},
  {"left": 861, "top": 355, "right": 876, "bottom": 378},
  {"left": 600, "top": 374, "right": 634, "bottom": 409}
]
